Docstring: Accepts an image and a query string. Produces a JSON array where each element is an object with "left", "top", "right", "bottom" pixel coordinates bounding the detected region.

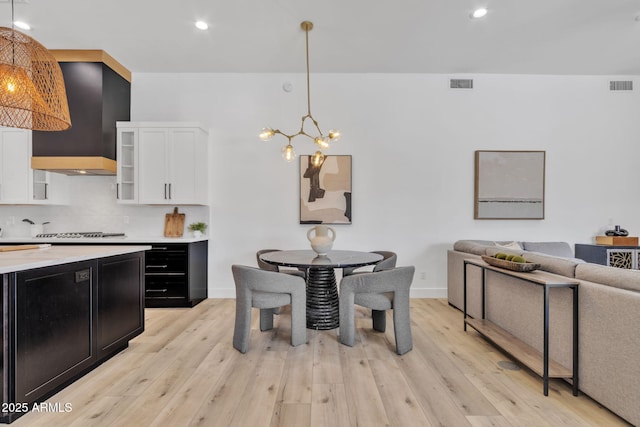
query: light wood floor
[{"left": 12, "top": 299, "right": 630, "bottom": 427}]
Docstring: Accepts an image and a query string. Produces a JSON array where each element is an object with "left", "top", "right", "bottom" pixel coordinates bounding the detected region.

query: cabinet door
[
  {"left": 98, "top": 253, "right": 144, "bottom": 359},
  {"left": 0, "top": 128, "right": 30, "bottom": 204},
  {"left": 167, "top": 128, "right": 198, "bottom": 204},
  {"left": 14, "top": 261, "right": 97, "bottom": 403},
  {"left": 138, "top": 128, "right": 169, "bottom": 204},
  {"left": 116, "top": 127, "right": 138, "bottom": 203},
  {"left": 30, "top": 168, "right": 69, "bottom": 205}
]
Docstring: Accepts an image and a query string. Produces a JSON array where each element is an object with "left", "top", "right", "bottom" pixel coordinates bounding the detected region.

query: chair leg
[
  {"left": 233, "top": 300, "right": 252, "bottom": 353},
  {"left": 290, "top": 293, "right": 307, "bottom": 347},
  {"left": 392, "top": 303, "right": 413, "bottom": 355},
  {"left": 339, "top": 292, "right": 356, "bottom": 347},
  {"left": 260, "top": 308, "right": 275, "bottom": 331},
  {"left": 372, "top": 309, "right": 386, "bottom": 332}
]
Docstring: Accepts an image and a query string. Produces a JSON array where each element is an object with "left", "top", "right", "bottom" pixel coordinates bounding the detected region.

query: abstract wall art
[
  {"left": 300, "top": 155, "right": 352, "bottom": 224},
  {"left": 474, "top": 150, "right": 545, "bottom": 220}
]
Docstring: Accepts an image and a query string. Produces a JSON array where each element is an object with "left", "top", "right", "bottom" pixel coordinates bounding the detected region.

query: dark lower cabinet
[
  {"left": 98, "top": 254, "right": 144, "bottom": 358},
  {"left": 1, "top": 251, "right": 145, "bottom": 424},
  {"left": 14, "top": 261, "right": 98, "bottom": 405},
  {"left": 145, "top": 241, "right": 207, "bottom": 307}
]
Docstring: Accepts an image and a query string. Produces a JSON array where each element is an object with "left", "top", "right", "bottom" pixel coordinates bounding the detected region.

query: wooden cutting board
[
  {"left": 0, "top": 244, "right": 51, "bottom": 252},
  {"left": 164, "top": 207, "right": 185, "bottom": 237}
]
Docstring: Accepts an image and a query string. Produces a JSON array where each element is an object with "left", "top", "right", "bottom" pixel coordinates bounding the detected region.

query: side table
[{"left": 463, "top": 258, "right": 580, "bottom": 396}]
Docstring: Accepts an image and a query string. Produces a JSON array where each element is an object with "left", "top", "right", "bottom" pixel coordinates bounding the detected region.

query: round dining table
[{"left": 259, "top": 250, "right": 383, "bottom": 330}]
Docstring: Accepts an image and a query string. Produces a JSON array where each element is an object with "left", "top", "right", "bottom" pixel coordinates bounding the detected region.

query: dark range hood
[{"left": 31, "top": 50, "right": 131, "bottom": 175}]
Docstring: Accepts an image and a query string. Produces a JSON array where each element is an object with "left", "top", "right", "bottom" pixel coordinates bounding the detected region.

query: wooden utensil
[{"left": 164, "top": 207, "right": 185, "bottom": 237}]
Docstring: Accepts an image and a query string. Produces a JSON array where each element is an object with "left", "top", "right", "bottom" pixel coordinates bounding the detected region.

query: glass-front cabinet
[{"left": 116, "top": 126, "right": 138, "bottom": 203}]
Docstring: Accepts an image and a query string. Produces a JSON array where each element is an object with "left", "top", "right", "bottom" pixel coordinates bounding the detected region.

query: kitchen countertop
[
  {"left": 0, "top": 236, "right": 208, "bottom": 244},
  {"left": 0, "top": 245, "right": 152, "bottom": 274}
]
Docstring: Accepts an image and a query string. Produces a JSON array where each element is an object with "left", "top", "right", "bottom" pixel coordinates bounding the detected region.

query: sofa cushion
[
  {"left": 522, "top": 252, "right": 582, "bottom": 277},
  {"left": 522, "top": 241, "right": 573, "bottom": 258},
  {"left": 575, "top": 263, "right": 640, "bottom": 293},
  {"left": 453, "top": 240, "right": 494, "bottom": 255}
]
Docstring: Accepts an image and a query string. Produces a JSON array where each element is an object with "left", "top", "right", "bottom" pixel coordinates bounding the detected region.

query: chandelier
[
  {"left": 259, "top": 21, "right": 340, "bottom": 165},
  {"left": 0, "top": 0, "right": 71, "bottom": 131}
]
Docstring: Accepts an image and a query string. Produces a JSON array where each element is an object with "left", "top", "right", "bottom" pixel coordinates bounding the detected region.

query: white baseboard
[{"left": 207, "top": 288, "right": 447, "bottom": 299}]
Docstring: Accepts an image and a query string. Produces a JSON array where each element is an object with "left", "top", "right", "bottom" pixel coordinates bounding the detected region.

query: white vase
[
  {"left": 307, "top": 225, "right": 336, "bottom": 255},
  {"left": 192, "top": 230, "right": 203, "bottom": 238}
]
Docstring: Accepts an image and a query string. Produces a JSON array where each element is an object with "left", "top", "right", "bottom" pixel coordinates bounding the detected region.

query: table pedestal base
[{"left": 306, "top": 267, "right": 339, "bottom": 330}]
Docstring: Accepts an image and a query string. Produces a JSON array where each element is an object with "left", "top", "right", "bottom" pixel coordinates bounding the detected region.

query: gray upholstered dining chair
[
  {"left": 342, "top": 251, "right": 397, "bottom": 276},
  {"left": 256, "top": 249, "right": 306, "bottom": 278},
  {"left": 338, "top": 266, "right": 415, "bottom": 355},
  {"left": 231, "top": 265, "right": 307, "bottom": 353}
]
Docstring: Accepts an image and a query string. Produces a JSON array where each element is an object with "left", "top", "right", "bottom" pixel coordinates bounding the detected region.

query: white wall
[
  {"left": 4, "top": 73, "right": 637, "bottom": 298},
  {"left": 129, "top": 72, "right": 640, "bottom": 298}
]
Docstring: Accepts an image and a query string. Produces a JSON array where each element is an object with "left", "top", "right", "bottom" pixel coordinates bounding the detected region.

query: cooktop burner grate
[{"left": 36, "top": 232, "right": 126, "bottom": 238}]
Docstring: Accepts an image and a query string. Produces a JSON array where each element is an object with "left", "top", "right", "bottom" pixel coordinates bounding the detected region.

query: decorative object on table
[
  {"left": 300, "top": 155, "right": 352, "bottom": 224},
  {"left": 307, "top": 224, "right": 336, "bottom": 255},
  {"left": 258, "top": 21, "right": 340, "bottom": 164},
  {"left": 605, "top": 225, "right": 629, "bottom": 237},
  {"left": 187, "top": 222, "right": 207, "bottom": 238},
  {"left": 0, "top": 0, "right": 71, "bottom": 131},
  {"left": 23, "top": 218, "right": 49, "bottom": 237},
  {"left": 164, "top": 207, "right": 185, "bottom": 237},
  {"left": 474, "top": 150, "right": 545, "bottom": 220},
  {"left": 481, "top": 254, "right": 540, "bottom": 272},
  {"left": 595, "top": 235, "right": 639, "bottom": 246}
]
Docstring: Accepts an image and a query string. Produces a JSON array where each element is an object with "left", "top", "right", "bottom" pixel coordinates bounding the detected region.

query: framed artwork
[
  {"left": 300, "top": 155, "right": 352, "bottom": 224},
  {"left": 474, "top": 150, "right": 545, "bottom": 220}
]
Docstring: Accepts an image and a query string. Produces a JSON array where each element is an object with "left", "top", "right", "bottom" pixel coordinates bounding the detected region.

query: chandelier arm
[{"left": 309, "top": 116, "right": 323, "bottom": 136}]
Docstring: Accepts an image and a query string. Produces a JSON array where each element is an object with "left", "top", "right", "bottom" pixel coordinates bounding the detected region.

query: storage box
[{"left": 595, "top": 236, "right": 639, "bottom": 246}]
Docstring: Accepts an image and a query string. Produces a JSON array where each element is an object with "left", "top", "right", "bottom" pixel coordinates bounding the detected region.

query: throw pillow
[{"left": 494, "top": 241, "right": 523, "bottom": 251}]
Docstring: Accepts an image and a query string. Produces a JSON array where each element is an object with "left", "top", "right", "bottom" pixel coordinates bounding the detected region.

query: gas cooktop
[{"left": 36, "top": 232, "right": 127, "bottom": 238}]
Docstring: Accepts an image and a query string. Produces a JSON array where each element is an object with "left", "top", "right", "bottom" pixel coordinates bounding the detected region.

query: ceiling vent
[
  {"left": 450, "top": 79, "right": 473, "bottom": 89},
  {"left": 609, "top": 81, "right": 633, "bottom": 91}
]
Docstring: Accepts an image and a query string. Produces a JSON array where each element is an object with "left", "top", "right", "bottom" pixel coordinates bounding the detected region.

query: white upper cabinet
[
  {"left": 0, "top": 127, "right": 68, "bottom": 205},
  {"left": 116, "top": 122, "right": 209, "bottom": 205}
]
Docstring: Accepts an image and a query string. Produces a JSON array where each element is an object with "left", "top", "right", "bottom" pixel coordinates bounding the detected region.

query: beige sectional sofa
[{"left": 447, "top": 240, "right": 640, "bottom": 426}]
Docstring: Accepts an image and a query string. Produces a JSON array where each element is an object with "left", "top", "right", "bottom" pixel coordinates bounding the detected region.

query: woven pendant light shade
[{"left": 0, "top": 27, "right": 71, "bottom": 131}]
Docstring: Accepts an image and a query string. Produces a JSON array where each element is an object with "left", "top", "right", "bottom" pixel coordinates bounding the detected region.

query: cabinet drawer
[
  {"left": 145, "top": 278, "right": 186, "bottom": 299},
  {"left": 146, "top": 245, "right": 187, "bottom": 274},
  {"left": 145, "top": 256, "right": 186, "bottom": 273},
  {"left": 147, "top": 244, "right": 187, "bottom": 254}
]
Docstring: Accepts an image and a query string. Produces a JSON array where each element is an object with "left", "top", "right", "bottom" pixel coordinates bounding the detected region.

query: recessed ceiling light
[
  {"left": 195, "top": 21, "right": 209, "bottom": 30},
  {"left": 470, "top": 8, "right": 488, "bottom": 19},
  {"left": 14, "top": 21, "right": 31, "bottom": 31}
]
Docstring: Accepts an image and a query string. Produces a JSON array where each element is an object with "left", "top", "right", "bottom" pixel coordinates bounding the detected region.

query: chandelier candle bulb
[{"left": 282, "top": 144, "right": 296, "bottom": 162}]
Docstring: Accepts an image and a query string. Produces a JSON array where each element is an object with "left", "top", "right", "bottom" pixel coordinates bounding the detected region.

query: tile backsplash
[{"left": 0, "top": 176, "right": 209, "bottom": 238}]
